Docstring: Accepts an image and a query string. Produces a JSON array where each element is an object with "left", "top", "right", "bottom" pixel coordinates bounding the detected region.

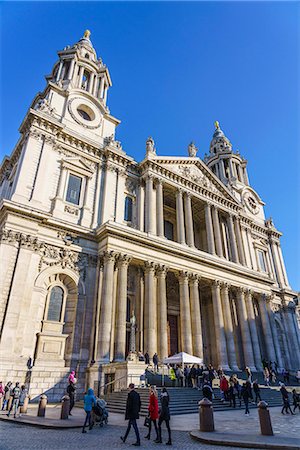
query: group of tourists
[{"left": 0, "top": 381, "right": 28, "bottom": 418}]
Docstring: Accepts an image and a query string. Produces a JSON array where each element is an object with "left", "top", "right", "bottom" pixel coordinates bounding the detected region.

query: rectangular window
[
  {"left": 66, "top": 174, "right": 82, "bottom": 205},
  {"left": 258, "top": 250, "right": 267, "bottom": 272},
  {"left": 124, "top": 196, "right": 133, "bottom": 221},
  {"left": 164, "top": 220, "right": 174, "bottom": 240}
]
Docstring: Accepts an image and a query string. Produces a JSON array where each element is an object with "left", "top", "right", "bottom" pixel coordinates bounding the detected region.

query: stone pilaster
[
  {"left": 137, "top": 180, "right": 145, "bottom": 232},
  {"left": 212, "top": 206, "right": 223, "bottom": 257},
  {"left": 144, "top": 261, "right": 156, "bottom": 356},
  {"left": 204, "top": 202, "right": 216, "bottom": 255},
  {"left": 189, "top": 274, "right": 203, "bottom": 358},
  {"left": 156, "top": 179, "right": 164, "bottom": 237},
  {"left": 211, "top": 280, "right": 230, "bottom": 370},
  {"left": 145, "top": 175, "right": 155, "bottom": 234},
  {"left": 178, "top": 271, "right": 193, "bottom": 354},
  {"left": 236, "top": 287, "right": 256, "bottom": 371},
  {"left": 156, "top": 264, "right": 168, "bottom": 360},
  {"left": 176, "top": 189, "right": 185, "bottom": 244},
  {"left": 184, "top": 193, "right": 195, "bottom": 247},
  {"left": 227, "top": 214, "right": 239, "bottom": 263},
  {"left": 220, "top": 283, "right": 238, "bottom": 371},
  {"left": 234, "top": 217, "right": 246, "bottom": 265}
]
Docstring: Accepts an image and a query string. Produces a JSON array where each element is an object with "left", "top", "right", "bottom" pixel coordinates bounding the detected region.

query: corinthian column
[
  {"left": 220, "top": 283, "right": 238, "bottom": 371},
  {"left": 156, "top": 179, "right": 164, "bottom": 237},
  {"left": 257, "top": 294, "right": 277, "bottom": 363},
  {"left": 178, "top": 271, "right": 193, "bottom": 354},
  {"left": 265, "top": 298, "right": 284, "bottom": 370},
  {"left": 114, "top": 254, "right": 132, "bottom": 361},
  {"left": 236, "top": 287, "right": 256, "bottom": 371},
  {"left": 145, "top": 175, "right": 155, "bottom": 234},
  {"left": 227, "top": 214, "right": 239, "bottom": 263},
  {"left": 212, "top": 206, "right": 223, "bottom": 257},
  {"left": 204, "top": 202, "right": 216, "bottom": 255},
  {"left": 211, "top": 280, "right": 230, "bottom": 369},
  {"left": 184, "top": 193, "right": 195, "bottom": 247},
  {"left": 156, "top": 264, "right": 168, "bottom": 359},
  {"left": 244, "top": 290, "right": 262, "bottom": 370},
  {"left": 97, "top": 251, "right": 116, "bottom": 362},
  {"left": 189, "top": 274, "right": 203, "bottom": 358},
  {"left": 176, "top": 189, "right": 185, "bottom": 244},
  {"left": 144, "top": 261, "right": 157, "bottom": 356}
]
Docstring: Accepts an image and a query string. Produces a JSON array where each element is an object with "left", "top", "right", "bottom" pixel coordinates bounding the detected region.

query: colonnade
[{"left": 92, "top": 250, "right": 299, "bottom": 370}]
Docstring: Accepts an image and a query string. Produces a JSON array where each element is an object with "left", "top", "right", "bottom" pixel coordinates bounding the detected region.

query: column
[
  {"left": 56, "top": 60, "right": 63, "bottom": 81},
  {"left": 241, "top": 226, "right": 252, "bottom": 268},
  {"left": 67, "top": 59, "right": 75, "bottom": 80},
  {"left": 227, "top": 214, "right": 239, "bottom": 263},
  {"left": 114, "top": 255, "right": 131, "bottom": 361},
  {"left": 236, "top": 287, "right": 256, "bottom": 370},
  {"left": 93, "top": 76, "right": 99, "bottom": 97},
  {"left": 109, "top": 264, "right": 119, "bottom": 361},
  {"left": 189, "top": 274, "right": 203, "bottom": 358},
  {"left": 257, "top": 294, "right": 277, "bottom": 363},
  {"left": 270, "top": 239, "right": 285, "bottom": 287},
  {"left": 78, "top": 65, "right": 84, "bottom": 88},
  {"left": 220, "top": 159, "right": 226, "bottom": 179},
  {"left": 88, "top": 73, "right": 95, "bottom": 94},
  {"left": 144, "top": 261, "right": 156, "bottom": 356},
  {"left": 156, "top": 264, "right": 168, "bottom": 360},
  {"left": 276, "top": 243, "right": 289, "bottom": 287},
  {"left": 234, "top": 217, "right": 246, "bottom": 265},
  {"left": 204, "top": 202, "right": 216, "bottom": 255},
  {"left": 212, "top": 206, "right": 223, "bottom": 257},
  {"left": 176, "top": 189, "right": 185, "bottom": 244},
  {"left": 92, "top": 261, "right": 103, "bottom": 361},
  {"left": 104, "top": 86, "right": 108, "bottom": 103},
  {"left": 156, "top": 179, "right": 164, "bottom": 237},
  {"left": 285, "top": 303, "right": 300, "bottom": 368},
  {"left": 184, "top": 193, "right": 195, "bottom": 247},
  {"left": 211, "top": 281, "right": 229, "bottom": 369},
  {"left": 137, "top": 181, "right": 145, "bottom": 232},
  {"left": 178, "top": 271, "right": 193, "bottom": 354},
  {"left": 220, "top": 283, "right": 238, "bottom": 371},
  {"left": 244, "top": 290, "right": 262, "bottom": 370},
  {"left": 97, "top": 251, "right": 116, "bottom": 362},
  {"left": 265, "top": 298, "right": 284, "bottom": 370},
  {"left": 92, "top": 163, "right": 101, "bottom": 228},
  {"left": 145, "top": 175, "right": 155, "bottom": 234},
  {"left": 80, "top": 177, "right": 91, "bottom": 227}
]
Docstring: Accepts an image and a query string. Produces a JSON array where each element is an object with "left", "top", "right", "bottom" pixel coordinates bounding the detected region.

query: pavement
[{"left": 0, "top": 404, "right": 299, "bottom": 449}]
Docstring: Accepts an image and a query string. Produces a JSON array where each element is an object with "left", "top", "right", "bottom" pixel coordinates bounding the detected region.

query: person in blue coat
[{"left": 82, "top": 388, "right": 96, "bottom": 433}]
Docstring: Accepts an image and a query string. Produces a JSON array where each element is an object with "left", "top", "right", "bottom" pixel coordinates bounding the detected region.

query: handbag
[{"left": 144, "top": 415, "right": 151, "bottom": 427}]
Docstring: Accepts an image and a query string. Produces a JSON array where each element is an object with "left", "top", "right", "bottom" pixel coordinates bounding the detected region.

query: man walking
[
  {"left": 280, "top": 383, "right": 295, "bottom": 415},
  {"left": 121, "top": 383, "right": 141, "bottom": 446},
  {"left": 7, "top": 382, "right": 21, "bottom": 418}
]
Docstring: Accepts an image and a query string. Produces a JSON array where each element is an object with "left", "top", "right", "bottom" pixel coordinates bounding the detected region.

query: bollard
[
  {"left": 20, "top": 395, "right": 30, "bottom": 414},
  {"left": 60, "top": 395, "right": 70, "bottom": 420},
  {"left": 258, "top": 401, "right": 273, "bottom": 436},
  {"left": 199, "top": 398, "right": 215, "bottom": 432},
  {"left": 7, "top": 396, "right": 13, "bottom": 412},
  {"left": 37, "top": 394, "right": 47, "bottom": 417}
]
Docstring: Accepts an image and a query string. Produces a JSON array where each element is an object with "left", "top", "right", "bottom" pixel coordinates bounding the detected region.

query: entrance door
[{"left": 167, "top": 315, "right": 178, "bottom": 356}]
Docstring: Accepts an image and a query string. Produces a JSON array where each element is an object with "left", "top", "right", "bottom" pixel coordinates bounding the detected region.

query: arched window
[
  {"left": 47, "top": 286, "right": 64, "bottom": 322},
  {"left": 124, "top": 196, "right": 133, "bottom": 221}
]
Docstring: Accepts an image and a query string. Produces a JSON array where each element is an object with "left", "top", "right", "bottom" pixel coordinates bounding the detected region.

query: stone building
[{"left": 0, "top": 31, "right": 299, "bottom": 400}]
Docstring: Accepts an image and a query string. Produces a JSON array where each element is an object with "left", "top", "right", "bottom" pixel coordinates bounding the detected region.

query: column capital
[
  {"left": 176, "top": 187, "right": 184, "bottom": 197},
  {"left": 102, "top": 250, "right": 117, "bottom": 264},
  {"left": 189, "top": 272, "right": 201, "bottom": 283},
  {"left": 212, "top": 279, "right": 221, "bottom": 288},
  {"left": 244, "top": 288, "right": 254, "bottom": 297},
  {"left": 116, "top": 253, "right": 132, "bottom": 267},
  {"left": 156, "top": 264, "right": 168, "bottom": 276},
  {"left": 205, "top": 200, "right": 212, "bottom": 208},
  {"left": 220, "top": 281, "right": 231, "bottom": 290},
  {"left": 155, "top": 177, "right": 164, "bottom": 187},
  {"left": 144, "top": 260, "right": 156, "bottom": 273},
  {"left": 237, "top": 286, "right": 246, "bottom": 295},
  {"left": 185, "top": 191, "right": 192, "bottom": 199},
  {"left": 178, "top": 270, "right": 189, "bottom": 283}
]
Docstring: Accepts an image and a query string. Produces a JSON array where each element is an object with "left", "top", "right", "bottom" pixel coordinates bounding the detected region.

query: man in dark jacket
[
  {"left": 67, "top": 382, "right": 76, "bottom": 415},
  {"left": 155, "top": 388, "right": 171, "bottom": 445},
  {"left": 280, "top": 383, "right": 295, "bottom": 415},
  {"left": 121, "top": 383, "right": 141, "bottom": 446}
]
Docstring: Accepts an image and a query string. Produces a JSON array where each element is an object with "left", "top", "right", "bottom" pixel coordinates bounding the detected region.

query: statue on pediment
[{"left": 188, "top": 142, "right": 198, "bottom": 157}]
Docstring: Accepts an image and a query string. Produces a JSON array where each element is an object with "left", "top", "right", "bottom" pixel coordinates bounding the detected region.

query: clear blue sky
[{"left": 1, "top": 1, "right": 299, "bottom": 291}]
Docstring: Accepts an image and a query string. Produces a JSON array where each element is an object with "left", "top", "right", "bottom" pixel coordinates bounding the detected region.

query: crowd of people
[{"left": 0, "top": 381, "right": 28, "bottom": 418}]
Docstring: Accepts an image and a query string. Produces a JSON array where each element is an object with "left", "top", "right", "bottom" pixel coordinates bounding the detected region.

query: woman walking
[
  {"left": 145, "top": 386, "right": 159, "bottom": 441},
  {"left": 155, "top": 388, "right": 172, "bottom": 446}
]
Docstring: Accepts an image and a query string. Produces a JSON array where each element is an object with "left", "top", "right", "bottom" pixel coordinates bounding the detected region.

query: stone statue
[
  {"left": 188, "top": 142, "right": 198, "bottom": 157},
  {"left": 146, "top": 137, "right": 156, "bottom": 157},
  {"left": 129, "top": 310, "right": 136, "bottom": 353},
  {"left": 84, "top": 30, "right": 91, "bottom": 39}
]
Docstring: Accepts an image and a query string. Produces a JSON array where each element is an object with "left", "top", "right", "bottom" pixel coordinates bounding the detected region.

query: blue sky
[{"left": 1, "top": 1, "right": 299, "bottom": 290}]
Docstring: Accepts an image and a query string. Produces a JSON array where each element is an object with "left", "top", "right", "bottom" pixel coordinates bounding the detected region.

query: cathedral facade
[{"left": 0, "top": 31, "right": 299, "bottom": 400}]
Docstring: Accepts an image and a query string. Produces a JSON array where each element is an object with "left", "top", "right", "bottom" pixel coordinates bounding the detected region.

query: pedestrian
[
  {"left": 296, "top": 369, "right": 300, "bottom": 384},
  {"left": 153, "top": 353, "right": 159, "bottom": 373},
  {"left": 245, "top": 366, "right": 252, "bottom": 383},
  {"left": 229, "top": 377, "right": 237, "bottom": 408},
  {"left": 155, "top": 388, "right": 172, "bottom": 445},
  {"left": 7, "top": 382, "right": 21, "bottom": 418},
  {"left": 82, "top": 388, "right": 96, "bottom": 433},
  {"left": 184, "top": 366, "right": 191, "bottom": 387},
  {"left": 169, "top": 367, "right": 176, "bottom": 387},
  {"left": 253, "top": 380, "right": 261, "bottom": 403},
  {"left": 279, "top": 383, "right": 295, "bottom": 415},
  {"left": 176, "top": 366, "right": 184, "bottom": 387},
  {"left": 202, "top": 380, "right": 213, "bottom": 402},
  {"left": 18, "top": 385, "right": 28, "bottom": 416},
  {"left": 1, "top": 381, "right": 12, "bottom": 411},
  {"left": 145, "top": 385, "right": 159, "bottom": 441},
  {"left": 241, "top": 381, "right": 252, "bottom": 415},
  {"left": 121, "top": 383, "right": 141, "bottom": 446},
  {"left": 197, "top": 366, "right": 204, "bottom": 390},
  {"left": 292, "top": 389, "right": 300, "bottom": 413},
  {"left": 67, "top": 381, "right": 76, "bottom": 415},
  {"left": 220, "top": 375, "right": 229, "bottom": 402},
  {"left": 190, "top": 365, "right": 197, "bottom": 388},
  {"left": 0, "top": 382, "right": 4, "bottom": 409},
  {"left": 145, "top": 351, "right": 150, "bottom": 365},
  {"left": 264, "top": 367, "right": 270, "bottom": 386}
]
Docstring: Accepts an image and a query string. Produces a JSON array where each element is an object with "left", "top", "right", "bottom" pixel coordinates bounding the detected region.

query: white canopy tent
[{"left": 163, "top": 352, "right": 203, "bottom": 365}]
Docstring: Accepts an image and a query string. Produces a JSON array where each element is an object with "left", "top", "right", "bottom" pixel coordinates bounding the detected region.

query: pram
[{"left": 92, "top": 398, "right": 109, "bottom": 427}]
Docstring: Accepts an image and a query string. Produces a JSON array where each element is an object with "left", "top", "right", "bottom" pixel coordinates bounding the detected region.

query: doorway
[{"left": 167, "top": 315, "right": 178, "bottom": 356}]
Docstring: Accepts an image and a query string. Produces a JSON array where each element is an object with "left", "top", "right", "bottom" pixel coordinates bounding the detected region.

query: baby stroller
[{"left": 92, "top": 398, "right": 108, "bottom": 427}]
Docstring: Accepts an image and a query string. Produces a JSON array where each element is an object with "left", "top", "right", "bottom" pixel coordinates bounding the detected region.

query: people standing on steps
[
  {"left": 155, "top": 387, "right": 172, "bottom": 446},
  {"left": 245, "top": 366, "right": 252, "bottom": 383},
  {"left": 82, "top": 388, "right": 96, "bottom": 433},
  {"left": 121, "top": 383, "right": 141, "bottom": 446},
  {"left": 169, "top": 367, "right": 176, "bottom": 387},
  {"left": 153, "top": 353, "right": 159, "bottom": 373},
  {"left": 253, "top": 380, "right": 261, "bottom": 404},
  {"left": 145, "top": 351, "right": 150, "bottom": 366},
  {"left": 279, "top": 383, "right": 295, "bottom": 415},
  {"left": 145, "top": 385, "right": 159, "bottom": 441},
  {"left": 264, "top": 367, "right": 270, "bottom": 386}
]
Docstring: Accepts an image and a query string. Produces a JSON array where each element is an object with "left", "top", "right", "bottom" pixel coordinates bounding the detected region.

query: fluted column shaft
[
  {"left": 189, "top": 275, "right": 203, "bottom": 358},
  {"left": 244, "top": 290, "right": 262, "bottom": 370},
  {"left": 236, "top": 288, "right": 256, "bottom": 370},
  {"left": 234, "top": 217, "right": 246, "bottom": 265},
  {"left": 145, "top": 175, "right": 155, "bottom": 234},
  {"left": 156, "top": 180, "right": 164, "bottom": 237},
  {"left": 204, "top": 202, "right": 216, "bottom": 255},
  {"left": 212, "top": 206, "right": 223, "bottom": 257},
  {"left": 227, "top": 214, "right": 239, "bottom": 263},
  {"left": 265, "top": 299, "right": 284, "bottom": 370},
  {"left": 258, "top": 294, "right": 277, "bottom": 362},
  {"left": 144, "top": 262, "right": 157, "bottom": 356},
  {"left": 220, "top": 283, "right": 238, "bottom": 370},
  {"left": 114, "top": 255, "right": 131, "bottom": 361},
  {"left": 179, "top": 272, "right": 193, "bottom": 354},
  {"left": 184, "top": 193, "right": 195, "bottom": 247},
  {"left": 211, "top": 281, "right": 230, "bottom": 369},
  {"left": 98, "top": 252, "right": 116, "bottom": 362},
  {"left": 156, "top": 265, "right": 168, "bottom": 359},
  {"left": 137, "top": 182, "right": 145, "bottom": 232},
  {"left": 176, "top": 190, "right": 185, "bottom": 244}
]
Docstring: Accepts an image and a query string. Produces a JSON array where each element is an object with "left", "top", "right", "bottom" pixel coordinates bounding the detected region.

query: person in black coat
[
  {"left": 280, "top": 383, "right": 295, "bottom": 415},
  {"left": 66, "top": 382, "right": 76, "bottom": 415},
  {"left": 155, "top": 388, "right": 171, "bottom": 446},
  {"left": 145, "top": 351, "right": 150, "bottom": 365},
  {"left": 241, "top": 381, "right": 252, "bottom": 415},
  {"left": 121, "top": 384, "right": 141, "bottom": 446}
]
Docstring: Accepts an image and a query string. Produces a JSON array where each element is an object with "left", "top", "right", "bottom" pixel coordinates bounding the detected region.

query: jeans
[
  {"left": 255, "top": 393, "right": 261, "bottom": 403},
  {"left": 244, "top": 398, "right": 249, "bottom": 414},
  {"left": 82, "top": 411, "right": 92, "bottom": 430},
  {"left": 158, "top": 417, "right": 171, "bottom": 443},
  {"left": 124, "top": 419, "right": 140, "bottom": 443},
  {"left": 8, "top": 399, "right": 19, "bottom": 417}
]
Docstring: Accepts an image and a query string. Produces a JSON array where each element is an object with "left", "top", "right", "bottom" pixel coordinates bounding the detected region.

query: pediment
[
  {"left": 62, "top": 157, "right": 95, "bottom": 176},
  {"left": 154, "top": 157, "right": 238, "bottom": 203}
]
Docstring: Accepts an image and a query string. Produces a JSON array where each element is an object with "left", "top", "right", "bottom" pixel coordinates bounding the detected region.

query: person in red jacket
[
  {"left": 220, "top": 375, "right": 229, "bottom": 402},
  {"left": 145, "top": 385, "right": 159, "bottom": 441}
]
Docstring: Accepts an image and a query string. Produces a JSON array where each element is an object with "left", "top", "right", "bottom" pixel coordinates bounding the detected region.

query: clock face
[
  {"left": 68, "top": 97, "right": 102, "bottom": 129},
  {"left": 243, "top": 191, "right": 260, "bottom": 214}
]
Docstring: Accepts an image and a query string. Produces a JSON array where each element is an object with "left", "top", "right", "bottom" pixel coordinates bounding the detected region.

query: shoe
[
  {"left": 132, "top": 443, "right": 141, "bottom": 446},
  {"left": 154, "top": 439, "right": 162, "bottom": 443},
  {"left": 6, "top": 414, "right": 10, "bottom": 417},
  {"left": 145, "top": 435, "right": 150, "bottom": 440},
  {"left": 69, "top": 413, "right": 72, "bottom": 416},
  {"left": 120, "top": 436, "right": 126, "bottom": 443},
  {"left": 82, "top": 429, "right": 87, "bottom": 433},
  {"left": 166, "top": 441, "right": 172, "bottom": 446}
]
